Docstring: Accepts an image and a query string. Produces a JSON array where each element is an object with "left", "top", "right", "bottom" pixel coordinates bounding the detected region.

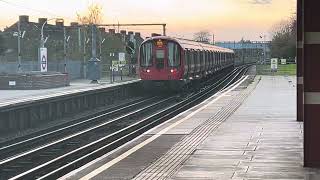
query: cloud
[{"left": 250, "top": 0, "right": 272, "bottom": 4}]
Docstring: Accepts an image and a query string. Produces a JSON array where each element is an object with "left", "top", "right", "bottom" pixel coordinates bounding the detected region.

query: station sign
[
  {"left": 40, "top": 48, "right": 47, "bottom": 72},
  {"left": 271, "top": 58, "right": 278, "bottom": 72},
  {"left": 118, "top": 52, "right": 126, "bottom": 62},
  {"left": 112, "top": 60, "right": 119, "bottom": 71},
  {"left": 281, "top": 59, "right": 287, "bottom": 65}
]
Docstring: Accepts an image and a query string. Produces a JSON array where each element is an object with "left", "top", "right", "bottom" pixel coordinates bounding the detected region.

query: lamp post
[
  {"left": 39, "top": 18, "right": 61, "bottom": 72},
  {"left": 63, "top": 27, "right": 70, "bottom": 73},
  {"left": 40, "top": 18, "right": 57, "bottom": 48},
  {"left": 110, "top": 52, "right": 115, "bottom": 83},
  {"left": 14, "top": 20, "right": 25, "bottom": 72},
  {"left": 99, "top": 30, "right": 105, "bottom": 61},
  {"left": 17, "top": 20, "right": 21, "bottom": 72},
  {"left": 260, "top": 35, "right": 266, "bottom": 64}
]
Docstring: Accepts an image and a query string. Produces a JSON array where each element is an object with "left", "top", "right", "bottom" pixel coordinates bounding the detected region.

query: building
[
  {"left": 215, "top": 40, "right": 271, "bottom": 64},
  {"left": 0, "top": 15, "right": 144, "bottom": 79}
]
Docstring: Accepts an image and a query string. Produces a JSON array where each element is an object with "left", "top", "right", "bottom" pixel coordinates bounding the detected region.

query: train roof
[{"left": 142, "top": 36, "right": 234, "bottom": 53}]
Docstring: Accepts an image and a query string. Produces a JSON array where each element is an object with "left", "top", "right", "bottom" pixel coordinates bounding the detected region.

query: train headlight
[
  {"left": 170, "top": 68, "right": 177, "bottom": 73},
  {"left": 146, "top": 69, "right": 151, "bottom": 73}
]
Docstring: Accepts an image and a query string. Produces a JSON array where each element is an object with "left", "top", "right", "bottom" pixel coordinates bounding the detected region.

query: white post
[
  {"left": 63, "top": 27, "right": 67, "bottom": 73},
  {"left": 17, "top": 20, "right": 22, "bottom": 72}
]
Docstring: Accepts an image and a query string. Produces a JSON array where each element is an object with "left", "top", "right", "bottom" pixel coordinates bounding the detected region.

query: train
[{"left": 138, "top": 36, "right": 237, "bottom": 90}]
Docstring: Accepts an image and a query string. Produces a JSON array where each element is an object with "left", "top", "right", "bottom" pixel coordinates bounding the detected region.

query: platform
[
  {"left": 0, "top": 76, "right": 139, "bottom": 108},
  {"left": 61, "top": 75, "right": 320, "bottom": 180}
]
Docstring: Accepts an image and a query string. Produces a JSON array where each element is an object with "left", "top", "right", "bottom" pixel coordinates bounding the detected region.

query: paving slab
[
  {"left": 169, "top": 76, "right": 320, "bottom": 180},
  {"left": 0, "top": 76, "right": 139, "bottom": 107},
  {"left": 63, "top": 75, "right": 320, "bottom": 180}
]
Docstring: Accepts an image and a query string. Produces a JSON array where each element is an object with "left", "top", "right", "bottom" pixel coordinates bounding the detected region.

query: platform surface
[
  {"left": 0, "top": 76, "right": 139, "bottom": 108},
  {"left": 62, "top": 75, "right": 320, "bottom": 180},
  {"left": 169, "top": 75, "right": 320, "bottom": 180}
]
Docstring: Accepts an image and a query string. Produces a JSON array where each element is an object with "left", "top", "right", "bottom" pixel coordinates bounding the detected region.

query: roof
[
  {"left": 216, "top": 41, "right": 270, "bottom": 51},
  {"left": 142, "top": 36, "right": 234, "bottom": 53}
]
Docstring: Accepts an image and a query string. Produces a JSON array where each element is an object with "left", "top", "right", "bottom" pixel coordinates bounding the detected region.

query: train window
[
  {"left": 199, "top": 51, "right": 202, "bottom": 71},
  {"left": 168, "top": 42, "right": 181, "bottom": 67},
  {"left": 213, "top": 52, "right": 215, "bottom": 66},
  {"left": 184, "top": 50, "right": 189, "bottom": 74},
  {"left": 204, "top": 51, "right": 207, "bottom": 70},
  {"left": 190, "top": 50, "right": 195, "bottom": 72},
  {"left": 209, "top": 51, "right": 212, "bottom": 70},
  {"left": 140, "top": 42, "right": 153, "bottom": 67},
  {"left": 155, "top": 49, "right": 165, "bottom": 69},
  {"left": 156, "top": 49, "right": 165, "bottom": 59}
]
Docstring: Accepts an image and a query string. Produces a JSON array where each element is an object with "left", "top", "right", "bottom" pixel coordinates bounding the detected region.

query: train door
[
  {"left": 195, "top": 51, "right": 200, "bottom": 74},
  {"left": 184, "top": 50, "right": 188, "bottom": 77},
  {"left": 219, "top": 52, "right": 222, "bottom": 70},
  {"left": 199, "top": 51, "right": 204, "bottom": 74},
  {"left": 213, "top": 51, "right": 216, "bottom": 72},
  {"left": 204, "top": 51, "right": 208, "bottom": 73},
  {"left": 155, "top": 48, "right": 165, "bottom": 70},
  {"left": 209, "top": 51, "right": 212, "bottom": 72},
  {"left": 190, "top": 50, "right": 195, "bottom": 75}
]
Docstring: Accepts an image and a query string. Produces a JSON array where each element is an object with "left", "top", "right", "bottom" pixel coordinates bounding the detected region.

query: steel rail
[
  {"left": 5, "top": 66, "right": 250, "bottom": 180},
  {"left": 0, "top": 97, "right": 175, "bottom": 180},
  {"left": 0, "top": 97, "right": 158, "bottom": 161}
]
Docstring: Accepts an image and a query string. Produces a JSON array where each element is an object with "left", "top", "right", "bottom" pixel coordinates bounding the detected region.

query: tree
[
  {"left": 194, "top": 31, "right": 211, "bottom": 43},
  {"left": 77, "top": 3, "right": 103, "bottom": 24},
  {"left": 270, "top": 16, "right": 296, "bottom": 59}
]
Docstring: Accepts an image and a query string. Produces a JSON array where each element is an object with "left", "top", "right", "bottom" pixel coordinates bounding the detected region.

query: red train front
[
  {"left": 139, "top": 37, "right": 184, "bottom": 81},
  {"left": 138, "top": 36, "right": 236, "bottom": 91}
]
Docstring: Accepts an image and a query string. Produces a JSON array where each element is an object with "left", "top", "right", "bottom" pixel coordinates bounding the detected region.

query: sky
[{"left": 0, "top": 0, "right": 296, "bottom": 41}]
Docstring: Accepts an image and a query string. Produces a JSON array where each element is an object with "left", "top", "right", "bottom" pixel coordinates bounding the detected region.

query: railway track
[
  {"left": 0, "top": 66, "right": 250, "bottom": 180},
  {"left": 0, "top": 97, "right": 158, "bottom": 159}
]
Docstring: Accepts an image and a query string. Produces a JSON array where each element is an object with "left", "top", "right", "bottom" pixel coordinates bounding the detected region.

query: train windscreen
[
  {"left": 168, "top": 42, "right": 180, "bottom": 67},
  {"left": 140, "top": 42, "right": 153, "bottom": 67}
]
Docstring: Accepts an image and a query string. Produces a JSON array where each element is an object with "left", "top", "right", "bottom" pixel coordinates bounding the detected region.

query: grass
[{"left": 256, "top": 64, "right": 296, "bottom": 76}]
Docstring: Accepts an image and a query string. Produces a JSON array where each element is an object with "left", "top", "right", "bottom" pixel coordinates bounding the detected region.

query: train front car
[
  {"left": 138, "top": 36, "right": 236, "bottom": 92},
  {"left": 139, "top": 37, "right": 185, "bottom": 91}
]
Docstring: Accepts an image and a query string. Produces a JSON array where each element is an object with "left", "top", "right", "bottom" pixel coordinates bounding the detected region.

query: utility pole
[
  {"left": 88, "top": 24, "right": 100, "bottom": 83},
  {"left": 91, "top": 24, "right": 97, "bottom": 59},
  {"left": 17, "top": 19, "right": 22, "bottom": 72},
  {"left": 263, "top": 35, "right": 266, "bottom": 64},
  {"left": 83, "top": 28, "right": 87, "bottom": 79},
  {"left": 212, "top": 34, "right": 215, "bottom": 45},
  {"left": 99, "top": 29, "right": 106, "bottom": 61},
  {"left": 63, "top": 27, "right": 67, "bottom": 73},
  {"left": 99, "top": 30, "right": 102, "bottom": 61},
  {"left": 78, "top": 27, "right": 81, "bottom": 52}
]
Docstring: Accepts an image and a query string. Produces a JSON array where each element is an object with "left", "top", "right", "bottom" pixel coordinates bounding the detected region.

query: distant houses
[{"left": 0, "top": 15, "right": 144, "bottom": 78}]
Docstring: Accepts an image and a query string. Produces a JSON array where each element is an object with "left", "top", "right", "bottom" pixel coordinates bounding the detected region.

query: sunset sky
[{"left": 0, "top": 0, "right": 296, "bottom": 41}]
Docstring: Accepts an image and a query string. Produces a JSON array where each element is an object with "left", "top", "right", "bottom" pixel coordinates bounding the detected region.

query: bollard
[
  {"left": 112, "top": 69, "right": 115, "bottom": 82},
  {"left": 110, "top": 66, "right": 113, "bottom": 84},
  {"left": 120, "top": 68, "right": 123, "bottom": 81}
]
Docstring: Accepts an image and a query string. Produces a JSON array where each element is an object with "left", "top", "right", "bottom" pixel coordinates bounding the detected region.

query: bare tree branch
[
  {"left": 194, "top": 31, "right": 211, "bottom": 43},
  {"left": 77, "top": 3, "right": 103, "bottom": 25}
]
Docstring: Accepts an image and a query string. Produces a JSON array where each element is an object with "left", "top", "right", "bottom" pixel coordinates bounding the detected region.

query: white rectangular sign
[
  {"left": 9, "top": 81, "right": 16, "bottom": 86},
  {"left": 281, "top": 59, "right": 286, "bottom": 65},
  {"left": 118, "top": 52, "right": 126, "bottom": 62},
  {"left": 271, "top": 58, "right": 278, "bottom": 71},
  {"left": 40, "top": 48, "right": 48, "bottom": 72}
]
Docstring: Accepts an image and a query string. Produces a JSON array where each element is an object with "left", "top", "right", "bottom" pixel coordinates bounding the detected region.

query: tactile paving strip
[{"left": 133, "top": 77, "right": 259, "bottom": 180}]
